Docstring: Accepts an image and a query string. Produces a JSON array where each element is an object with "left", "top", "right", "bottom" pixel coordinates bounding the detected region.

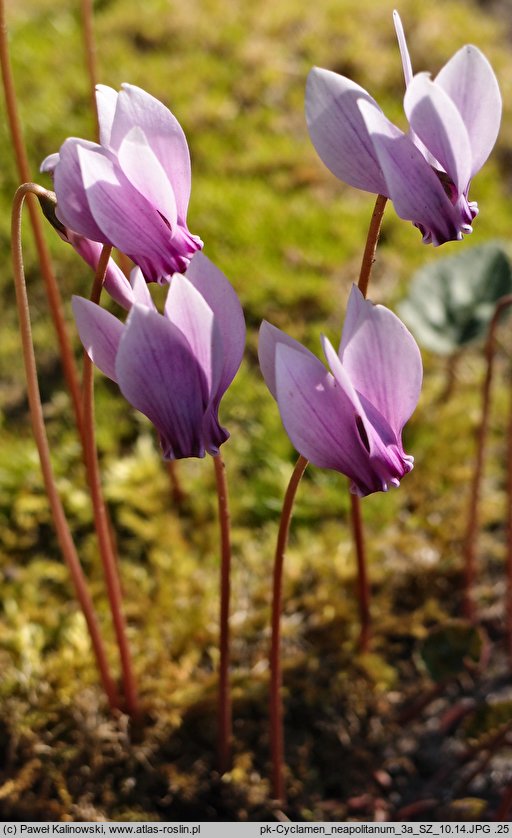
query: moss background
[{"left": 0, "top": 0, "right": 511, "bottom": 822}]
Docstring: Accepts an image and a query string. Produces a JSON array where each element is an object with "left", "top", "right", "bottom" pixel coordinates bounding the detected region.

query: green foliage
[{"left": 398, "top": 243, "right": 512, "bottom": 355}]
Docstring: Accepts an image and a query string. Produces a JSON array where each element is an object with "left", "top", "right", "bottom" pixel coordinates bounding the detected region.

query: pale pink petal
[
  {"left": 436, "top": 45, "right": 502, "bottom": 178},
  {"left": 405, "top": 73, "right": 472, "bottom": 194},
  {"left": 183, "top": 253, "right": 245, "bottom": 399},
  {"left": 164, "top": 274, "right": 220, "bottom": 400},
  {"left": 95, "top": 85, "right": 118, "bottom": 147},
  {"left": 306, "top": 68, "right": 389, "bottom": 194},
  {"left": 258, "top": 320, "right": 315, "bottom": 402},
  {"left": 72, "top": 296, "right": 123, "bottom": 382},
  {"left": 110, "top": 84, "right": 192, "bottom": 223},
  {"left": 116, "top": 304, "right": 207, "bottom": 459},
  {"left": 275, "top": 342, "right": 379, "bottom": 494},
  {"left": 339, "top": 285, "right": 423, "bottom": 434},
  {"left": 53, "top": 139, "right": 108, "bottom": 243},
  {"left": 117, "top": 126, "right": 178, "bottom": 229}
]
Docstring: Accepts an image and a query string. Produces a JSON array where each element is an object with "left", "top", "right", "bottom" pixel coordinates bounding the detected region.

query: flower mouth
[
  {"left": 355, "top": 415, "right": 370, "bottom": 453},
  {"left": 434, "top": 169, "right": 458, "bottom": 204}
]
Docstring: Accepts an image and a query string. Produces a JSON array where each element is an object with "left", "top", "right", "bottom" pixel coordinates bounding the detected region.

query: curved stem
[
  {"left": 0, "top": 1, "right": 84, "bottom": 440},
  {"left": 269, "top": 454, "right": 308, "bottom": 802},
  {"left": 269, "top": 195, "right": 388, "bottom": 800},
  {"left": 463, "top": 294, "right": 512, "bottom": 621},
  {"left": 81, "top": 245, "right": 139, "bottom": 717},
  {"left": 212, "top": 452, "right": 232, "bottom": 774},
  {"left": 357, "top": 194, "right": 388, "bottom": 298},
  {"left": 80, "top": 0, "right": 99, "bottom": 141},
  {"left": 12, "top": 183, "right": 119, "bottom": 710}
]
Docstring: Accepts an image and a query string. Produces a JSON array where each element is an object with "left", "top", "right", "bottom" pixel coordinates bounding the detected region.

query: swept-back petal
[
  {"left": 77, "top": 144, "right": 175, "bottom": 279},
  {"left": 323, "top": 331, "right": 415, "bottom": 491},
  {"left": 393, "top": 10, "right": 413, "bottom": 88},
  {"left": 359, "top": 99, "right": 461, "bottom": 244},
  {"left": 40, "top": 152, "right": 60, "bottom": 175},
  {"left": 53, "top": 138, "right": 108, "bottom": 243},
  {"left": 68, "top": 232, "right": 135, "bottom": 310},
  {"left": 405, "top": 73, "right": 472, "bottom": 194},
  {"left": 339, "top": 285, "right": 422, "bottom": 433},
  {"left": 164, "top": 273, "right": 221, "bottom": 400},
  {"left": 72, "top": 296, "right": 123, "bottom": 382},
  {"left": 306, "top": 68, "right": 389, "bottom": 195},
  {"left": 116, "top": 305, "right": 207, "bottom": 459},
  {"left": 275, "top": 343, "right": 378, "bottom": 493},
  {"left": 130, "top": 267, "right": 157, "bottom": 310},
  {"left": 258, "top": 320, "right": 314, "bottom": 401},
  {"left": 110, "top": 84, "right": 192, "bottom": 223},
  {"left": 117, "top": 126, "right": 178, "bottom": 228},
  {"left": 183, "top": 253, "right": 245, "bottom": 398},
  {"left": 96, "top": 85, "right": 118, "bottom": 147},
  {"left": 436, "top": 45, "right": 502, "bottom": 178}
]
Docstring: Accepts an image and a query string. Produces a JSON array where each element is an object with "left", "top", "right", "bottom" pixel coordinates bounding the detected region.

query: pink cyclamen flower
[
  {"left": 72, "top": 252, "right": 245, "bottom": 459},
  {"left": 41, "top": 84, "right": 203, "bottom": 282},
  {"left": 306, "top": 11, "right": 501, "bottom": 246},
  {"left": 259, "top": 286, "right": 422, "bottom": 497}
]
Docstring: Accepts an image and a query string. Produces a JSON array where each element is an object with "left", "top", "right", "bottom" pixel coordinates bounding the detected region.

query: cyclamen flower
[
  {"left": 41, "top": 84, "right": 203, "bottom": 283},
  {"left": 259, "top": 286, "right": 422, "bottom": 497},
  {"left": 72, "top": 252, "right": 245, "bottom": 459},
  {"left": 306, "top": 11, "right": 501, "bottom": 246}
]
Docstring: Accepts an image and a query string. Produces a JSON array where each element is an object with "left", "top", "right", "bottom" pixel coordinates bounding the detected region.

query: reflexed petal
[
  {"left": 130, "top": 267, "right": 157, "bottom": 310},
  {"left": 258, "top": 320, "right": 314, "bottom": 401},
  {"left": 359, "top": 100, "right": 460, "bottom": 244},
  {"left": 275, "top": 343, "right": 378, "bottom": 492},
  {"left": 77, "top": 144, "right": 174, "bottom": 276},
  {"left": 306, "top": 68, "right": 389, "bottom": 194},
  {"left": 393, "top": 10, "right": 413, "bottom": 87},
  {"left": 68, "top": 232, "right": 135, "bottom": 310},
  {"left": 110, "top": 84, "right": 192, "bottom": 222},
  {"left": 183, "top": 253, "right": 245, "bottom": 398},
  {"left": 164, "top": 273, "right": 221, "bottom": 400},
  {"left": 323, "top": 331, "right": 415, "bottom": 491},
  {"left": 40, "top": 152, "right": 60, "bottom": 175},
  {"left": 117, "top": 126, "right": 178, "bottom": 228},
  {"left": 339, "top": 285, "right": 423, "bottom": 433},
  {"left": 96, "top": 85, "right": 118, "bottom": 147},
  {"left": 436, "top": 45, "right": 502, "bottom": 177},
  {"left": 116, "top": 305, "right": 207, "bottom": 459},
  {"left": 53, "top": 139, "right": 108, "bottom": 243},
  {"left": 72, "top": 296, "right": 123, "bottom": 382},
  {"left": 405, "top": 73, "right": 472, "bottom": 194}
]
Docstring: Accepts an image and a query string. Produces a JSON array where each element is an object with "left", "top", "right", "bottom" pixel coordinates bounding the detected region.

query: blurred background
[{"left": 0, "top": 0, "right": 511, "bottom": 821}]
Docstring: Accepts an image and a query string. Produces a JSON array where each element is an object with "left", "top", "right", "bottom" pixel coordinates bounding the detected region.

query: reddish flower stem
[
  {"left": 357, "top": 194, "right": 388, "bottom": 298},
  {"left": 349, "top": 492, "right": 370, "bottom": 651},
  {"left": 81, "top": 245, "right": 139, "bottom": 718},
  {"left": 269, "top": 454, "right": 308, "bottom": 802},
  {"left": 11, "top": 183, "right": 119, "bottom": 710},
  {"left": 166, "top": 460, "right": 186, "bottom": 507},
  {"left": 212, "top": 452, "right": 233, "bottom": 774},
  {"left": 350, "top": 193, "right": 388, "bottom": 652},
  {"left": 269, "top": 195, "right": 387, "bottom": 802},
  {"left": 463, "top": 294, "right": 512, "bottom": 621},
  {"left": 0, "top": 1, "right": 84, "bottom": 442}
]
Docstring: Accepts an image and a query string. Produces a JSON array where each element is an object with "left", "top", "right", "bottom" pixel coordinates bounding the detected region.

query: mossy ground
[{"left": 0, "top": 0, "right": 512, "bottom": 822}]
